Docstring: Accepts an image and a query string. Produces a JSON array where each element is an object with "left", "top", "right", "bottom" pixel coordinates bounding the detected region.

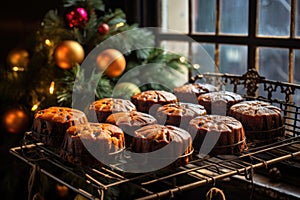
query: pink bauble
[{"left": 66, "top": 7, "right": 88, "bottom": 28}]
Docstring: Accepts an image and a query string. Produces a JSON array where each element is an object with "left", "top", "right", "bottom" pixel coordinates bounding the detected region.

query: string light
[
  {"left": 49, "top": 81, "right": 55, "bottom": 94},
  {"left": 115, "top": 22, "right": 125, "bottom": 28},
  {"left": 12, "top": 66, "right": 19, "bottom": 71},
  {"left": 12, "top": 66, "right": 25, "bottom": 72},
  {"left": 179, "top": 56, "right": 186, "bottom": 63},
  {"left": 31, "top": 102, "right": 40, "bottom": 111},
  {"left": 45, "top": 39, "right": 53, "bottom": 47},
  {"left": 193, "top": 64, "right": 200, "bottom": 69},
  {"left": 31, "top": 97, "right": 45, "bottom": 112}
]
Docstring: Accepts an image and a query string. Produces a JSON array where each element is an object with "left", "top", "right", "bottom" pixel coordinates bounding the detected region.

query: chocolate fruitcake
[
  {"left": 32, "top": 107, "right": 88, "bottom": 147},
  {"left": 106, "top": 111, "right": 157, "bottom": 146},
  {"left": 228, "top": 100, "right": 284, "bottom": 141},
  {"left": 197, "top": 91, "right": 243, "bottom": 115},
  {"left": 131, "top": 124, "right": 193, "bottom": 166},
  {"left": 61, "top": 123, "right": 125, "bottom": 165},
  {"left": 88, "top": 98, "right": 136, "bottom": 122},
  {"left": 173, "top": 83, "right": 218, "bottom": 103},
  {"left": 131, "top": 90, "right": 178, "bottom": 114},
  {"left": 156, "top": 102, "right": 207, "bottom": 130},
  {"left": 188, "top": 115, "right": 247, "bottom": 155}
]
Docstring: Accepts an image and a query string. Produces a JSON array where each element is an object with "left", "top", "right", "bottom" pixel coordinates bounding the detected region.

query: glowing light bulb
[
  {"left": 11, "top": 66, "right": 25, "bottom": 72},
  {"left": 31, "top": 103, "right": 39, "bottom": 111},
  {"left": 49, "top": 81, "right": 55, "bottom": 94},
  {"left": 179, "top": 56, "right": 186, "bottom": 63},
  {"left": 116, "top": 22, "right": 125, "bottom": 28},
  {"left": 45, "top": 39, "right": 53, "bottom": 46},
  {"left": 193, "top": 64, "right": 200, "bottom": 69},
  {"left": 12, "top": 66, "right": 19, "bottom": 71}
]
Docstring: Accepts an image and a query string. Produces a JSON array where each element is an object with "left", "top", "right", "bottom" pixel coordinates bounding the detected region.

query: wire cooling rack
[{"left": 10, "top": 69, "right": 300, "bottom": 199}]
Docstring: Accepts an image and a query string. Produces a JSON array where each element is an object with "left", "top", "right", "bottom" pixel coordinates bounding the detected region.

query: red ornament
[
  {"left": 66, "top": 7, "right": 88, "bottom": 28},
  {"left": 98, "top": 23, "right": 109, "bottom": 34}
]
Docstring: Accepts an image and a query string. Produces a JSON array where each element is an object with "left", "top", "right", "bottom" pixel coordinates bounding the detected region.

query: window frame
[{"left": 148, "top": 0, "right": 300, "bottom": 83}]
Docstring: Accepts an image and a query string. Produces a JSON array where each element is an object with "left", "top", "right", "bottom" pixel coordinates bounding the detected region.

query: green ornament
[{"left": 112, "top": 82, "right": 141, "bottom": 100}]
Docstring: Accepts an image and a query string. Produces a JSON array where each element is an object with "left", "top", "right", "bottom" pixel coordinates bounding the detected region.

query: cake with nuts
[
  {"left": 32, "top": 107, "right": 88, "bottom": 147},
  {"left": 88, "top": 98, "right": 136, "bottom": 123},
  {"left": 106, "top": 111, "right": 157, "bottom": 147},
  {"left": 131, "top": 90, "right": 178, "bottom": 114},
  {"left": 61, "top": 123, "right": 125, "bottom": 166},
  {"left": 156, "top": 102, "right": 207, "bottom": 130}
]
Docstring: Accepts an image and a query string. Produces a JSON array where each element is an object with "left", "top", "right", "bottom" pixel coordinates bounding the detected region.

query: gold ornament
[
  {"left": 96, "top": 49, "right": 126, "bottom": 78},
  {"left": 55, "top": 183, "right": 69, "bottom": 198},
  {"left": 54, "top": 40, "right": 85, "bottom": 70},
  {"left": 74, "top": 194, "right": 88, "bottom": 200},
  {"left": 2, "top": 107, "right": 29, "bottom": 134},
  {"left": 7, "top": 48, "right": 29, "bottom": 70}
]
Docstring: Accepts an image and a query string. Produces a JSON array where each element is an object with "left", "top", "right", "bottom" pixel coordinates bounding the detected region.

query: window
[{"left": 158, "top": 0, "right": 300, "bottom": 85}]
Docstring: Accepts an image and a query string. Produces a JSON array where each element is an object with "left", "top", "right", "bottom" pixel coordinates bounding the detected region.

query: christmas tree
[{"left": 0, "top": 0, "right": 192, "bottom": 135}]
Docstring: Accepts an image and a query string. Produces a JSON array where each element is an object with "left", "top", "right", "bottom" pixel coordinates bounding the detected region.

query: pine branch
[{"left": 103, "top": 9, "right": 126, "bottom": 25}]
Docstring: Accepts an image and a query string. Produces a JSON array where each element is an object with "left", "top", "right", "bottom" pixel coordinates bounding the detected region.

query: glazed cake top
[
  {"left": 157, "top": 102, "right": 207, "bottom": 117},
  {"left": 189, "top": 115, "right": 244, "bottom": 133},
  {"left": 34, "top": 106, "right": 87, "bottom": 123},
  {"left": 198, "top": 91, "right": 243, "bottom": 103},
  {"left": 106, "top": 111, "right": 157, "bottom": 127},
  {"left": 89, "top": 98, "right": 136, "bottom": 112},
  {"left": 174, "top": 83, "right": 218, "bottom": 95},
  {"left": 132, "top": 90, "right": 178, "bottom": 103},
  {"left": 229, "top": 100, "right": 282, "bottom": 116},
  {"left": 133, "top": 124, "right": 191, "bottom": 145}
]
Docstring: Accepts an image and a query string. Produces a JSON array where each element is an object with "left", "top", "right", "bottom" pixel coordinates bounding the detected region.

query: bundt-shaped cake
[
  {"left": 188, "top": 115, "right": 247, "bottom": 155},
  {"left": 131, "top": 90, "right": 178, "bottom": 114},
  {"left": 197, "top": 91, "right": 243, "bottom": 115},
  {"left": 106, "top": 111, "right": 157, "bottom": 147},
  {"left": 173, "top": 83, "right": 218, "bottom": 103},
  {"left": 32, "top": 107, "right": 88, "bottom": 147},
  {"left": 131, "top": 124, "right": 193, "bottom": 166},
  {"left": 156, "top": 102, "right": 207, "bottom": 130},
  {"left": 80, "top": 123, "right": 125, "bottom": 155},
  {"left": 88, "top": 98, "right": 136, "bottom": 122},
  {"left": 61, "top": 123, "right": 125, "bottom": 165},
  {"left": 61, "top": 123, "right": 93, "bottom": 165},
  {"left": 228, "top": 100, "right": 284, "bottom": 141}
]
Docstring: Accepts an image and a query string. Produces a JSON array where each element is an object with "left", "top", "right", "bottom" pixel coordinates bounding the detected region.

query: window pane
[
  {"left": 161, "top": 0, "right": 189, "bottom": 33},
  {"left": 192, "top": 42, "right": 216, "bottom": 74},
  {"left": 258, "top": 0, "right": 291, "bottom": 37},
  {"left": 220, "top": 0, "right": 248, "bottom": 35},
  {"left": 192, "top": 0, "right": 216, "bottom": 34},
  {"left": 296, "top": 0, "right": 300, "bottom": 37},
  {"left": 219, "top": 45, "right": 247, "bottom": 74},
  {"left": 294, "top": 50, "right": 300, "bottom": 84},
  {"left": 160, "top": 41, "right": 189, "bottom": 57},
  {"left": 294, "top": 50, "right": 300, "bottom": 112},
  {"left": 258, "top": 47, "right": 289, "bottom": 82}
]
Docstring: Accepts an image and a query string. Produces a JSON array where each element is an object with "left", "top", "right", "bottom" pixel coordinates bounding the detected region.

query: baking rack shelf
[
  {"left": 9, "top": 135, "right": 300, "bottom": 200},
  {"left": 9, "top": 69, "right": 300, "bottom": 199}
]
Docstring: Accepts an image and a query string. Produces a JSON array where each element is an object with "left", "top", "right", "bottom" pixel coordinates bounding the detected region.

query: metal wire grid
[
  {"left": 9, "top": 135, "right": 300, "bottom": 200},
  {"left": 9, "top": 69, "right": 300, "bottom": 199}
]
